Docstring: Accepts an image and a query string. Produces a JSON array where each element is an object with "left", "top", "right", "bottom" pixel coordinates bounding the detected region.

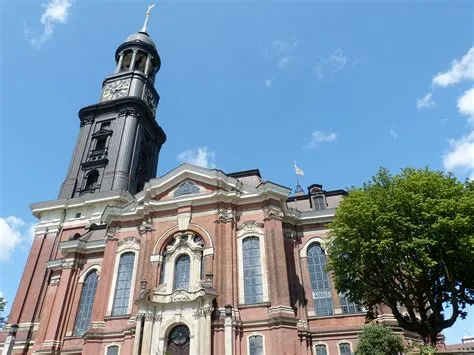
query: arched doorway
[{"left": 167, "top": 325, "right": 190, "bottom": 355}]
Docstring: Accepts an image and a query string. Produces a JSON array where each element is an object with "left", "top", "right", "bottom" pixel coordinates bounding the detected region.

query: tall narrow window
[
  {"left": 173, "top": 254, "right": 190, "bottom": 290},
  {"left": 313, "top": 195, "right": 325, "bottom": 210},
  {"left": 159, "top": 254, "right": 167, "bottom": 284},
  {"left": 339, "top": 342, "right": 352, "bottom": 355},
  {"left": 249, "top": 335, "right": 264, "bottom": 355},
  {"left": 340, "top": 294, "right": 362, "bottom": 314},
  {"left": 307, "top": 243, "right": 333, "bottom": 316},
  {"left": 85, "top": 170, "right": 99, "bottom": 191},
  {"left": 111, "top": 252, "right": 135, "bottom": 316},
  {"left": 242, "top": 237, "right": 263, "bottom": 304},
  {"left": 106, "top": 345, "right": 119, "bottom": 355},
  {"left": 73, "top": 270, "right": 98, "bottom": 336},
  {"left": 315, "top": 344, "right": 327, "bottom": 355}
]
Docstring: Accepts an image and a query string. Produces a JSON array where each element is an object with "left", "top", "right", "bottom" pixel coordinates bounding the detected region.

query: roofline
[
  {"left": 286, "top": 189, "right": 347, "bottom": 202},
  {"left": 227, "top": 169, "right": 262, "bottom": 179}
]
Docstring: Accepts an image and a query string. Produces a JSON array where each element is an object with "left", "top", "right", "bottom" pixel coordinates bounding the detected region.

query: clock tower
[{"left": 59, "top": 13, "right": 166, "bottom": 199}]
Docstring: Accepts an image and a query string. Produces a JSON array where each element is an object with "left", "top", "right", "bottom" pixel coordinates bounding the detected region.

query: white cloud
[
  {"left": 443, "top": 131, "right": 474, "bottom": 179},
  {"left": 25, "top": 0, "right": 72, "bottom": 49},
  {"left": 265, "top": 79, "right": 273, "bottom": 88},
  {"left": 313, "top": 49, "right": 348, "bottom": 80},
  {"left": 433, "top": 47, "right": 474, "bottom": 87},
  {"left": 0, "top": 217, "right": 35, "bottom": 262},
  {"left": 270, "top": 39, "right": 298, "bottom": 71},
  {"left": 389, "top": 129, "right": 398, "bottom": 139},
  {"left": 457, "top": 87, "right": 474, "bottom": 124},
  {"left": 177, "top": 147, "right": 216, "bottom": 169},
  {"left": 416, "top": 92, "right": 435, "bottom": 109},
  {"left": 305, "top": 130, "right": 337, "bottom": 149}
]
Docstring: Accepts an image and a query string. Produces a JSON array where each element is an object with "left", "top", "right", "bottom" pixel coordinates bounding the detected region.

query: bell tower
[{"left": 59, "top": 6, "right": 166, "bottom": 199}]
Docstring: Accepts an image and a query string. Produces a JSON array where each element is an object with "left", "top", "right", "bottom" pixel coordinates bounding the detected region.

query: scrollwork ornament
[
  {"left": 216, "top": 209, "right": 234, "bottom": 224},
  {"left": 263, "top": 206, "right": 284, "bottom": 221}
]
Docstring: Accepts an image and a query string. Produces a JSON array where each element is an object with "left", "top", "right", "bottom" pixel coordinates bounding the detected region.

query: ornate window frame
[
  {"left": 236, "top": 221, "right": 269, "bottom": 305},
  {"left": 107, "top": 237, "right": 140, "bottom": 316},
  {"left": 337, "top": 340, "right": 353, "bottom": 355},
  {"left": 160, "top": 231, "right": 205, "bottom": 294},
  {"left": 246, "top": 332, "right": 266, "bottom": 355}
]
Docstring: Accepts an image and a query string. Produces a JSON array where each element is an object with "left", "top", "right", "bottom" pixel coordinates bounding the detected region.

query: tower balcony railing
[{"left": 88, "top": 148, "right": 108, "bottom": 162}]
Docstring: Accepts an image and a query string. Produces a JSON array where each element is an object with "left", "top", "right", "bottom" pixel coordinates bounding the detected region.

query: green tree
[
  {"left": 327, "top": 168, "right": 474, "bottom": 345},
  {"left": 357, "top": 323, "right": 404, "bottom": 354}
]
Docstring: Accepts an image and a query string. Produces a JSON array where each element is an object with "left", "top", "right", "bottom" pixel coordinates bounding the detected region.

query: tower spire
[{"left": 140, "top": 3, "right": 156, "bottom": 33}]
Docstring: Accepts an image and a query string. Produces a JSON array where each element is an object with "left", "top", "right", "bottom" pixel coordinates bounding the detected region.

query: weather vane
[{"left": 140, "top": 3, "right": 156, "bottom": 33}]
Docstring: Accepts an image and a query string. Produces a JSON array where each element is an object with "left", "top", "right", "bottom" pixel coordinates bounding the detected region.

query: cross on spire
[{"left": 140, "top": 3, "right": 156, "bottom": 33}]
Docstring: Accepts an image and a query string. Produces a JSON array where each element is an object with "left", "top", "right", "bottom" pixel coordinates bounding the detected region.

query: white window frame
[
  {"left": 246, "top": 332, "right": 266, "bottom": 355},
  {"left": 337, "top": 340, "right": 353, "bottom": 355},
  {"left": 107, "top": 237, "right": 140, "bottom": 316},
  {"left": 314, "top": 342, "right": 330, "bottom": 355},
  {"left": 236, "top": 221, "right": 269, "bottom": 305},
  {"left": 104, "top": 343, "right": 121, "bottom": 355},
  {"left": 78, "top": 264, "right": 101, "bottom": 284}
]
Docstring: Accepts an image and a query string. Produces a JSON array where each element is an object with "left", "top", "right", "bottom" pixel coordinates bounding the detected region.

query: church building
[{"left": 0, "top": 10, "right": 413, "bottom": 355}]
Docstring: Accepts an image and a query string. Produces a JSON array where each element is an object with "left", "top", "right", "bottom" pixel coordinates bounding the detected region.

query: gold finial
[{"left": 140, "top": 3, "right": 156, "bottom": 33}]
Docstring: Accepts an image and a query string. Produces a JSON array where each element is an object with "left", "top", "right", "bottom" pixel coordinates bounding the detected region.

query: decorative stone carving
[
  {"left": 170, "top": 290, "right": 190, "bottom": 302},
  {"left": 215, "top": 209, "right": 234, "bottom": 224},
  {"left": 62, "top": 258, "right": 84, "bottom": 269},
  {"left": 173, "top": 180, "right": 200, "bottom": 197},
  {"left": 263, "top": 206, "right": 284, "bottom": 221},
  {"left": 80, "top": 116, "right": 94, "bottom": 126},
  {"left": 117, "top": 237, "right": 140, "bottom": 253},
  {"left": 154, "top": 314, "right": 162, "bottom": 322},
  {"left": 138, "top": 220, "right": 154, "bottom": 235},
  {"left": 106, "top": 226, "right": 117, "bottom": 240},
  {"left": 118, "top": 108, "right": 141, "bottom": 119},
  {"left": 50, "top": 275, "right": 61, "bottom": 286},
  {"left": 193, "top": 306, "right": 212, "bottom": 319},
  {"left": 237, "top": 220, "right": 264, "bottom": 237},
  {"left": 144, "top": 313, "right": 155, "bottom": 322}
]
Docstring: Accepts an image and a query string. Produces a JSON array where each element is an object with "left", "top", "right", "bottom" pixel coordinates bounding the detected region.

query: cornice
[{"left": 30, "top": 190, "right": 134, "bottom": 218}]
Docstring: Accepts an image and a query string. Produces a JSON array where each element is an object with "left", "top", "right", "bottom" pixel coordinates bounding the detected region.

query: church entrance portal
[{"left": 167, "top": 325, "right": 190, "bottom": 355}]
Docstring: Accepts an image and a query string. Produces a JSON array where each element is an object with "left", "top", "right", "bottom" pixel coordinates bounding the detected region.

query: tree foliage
[
  {"left": 328, "top": 168, "right": 474, "bottom": 345},
  {"left": 357, "top": 323, "right": 405, "bottom": 355}
]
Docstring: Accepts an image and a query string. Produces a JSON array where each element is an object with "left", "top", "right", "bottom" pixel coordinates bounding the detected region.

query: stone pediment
[
  {"left": 156, "top": 179, "right": 210, "bottom": 201},
  {"left": 91, "top": 128, "right": 112, "bottom": 138}
]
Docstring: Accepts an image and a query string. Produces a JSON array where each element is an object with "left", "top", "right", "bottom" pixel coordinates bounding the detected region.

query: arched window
[
  {"left": 111, "top": 252, "right": 135, "bottom": 315},
  {"left": 85, "top": 170, "right": 99, "bottom": 190},
  {"left": 73, "top": 270, "right": 98, "bottom": 336},
  {"left": 307, "top": 243, "right": 333, "bottom": 316},
  {"left": 167, "top": 325, "right": 190, "bottom": 353},
  {"left": 106, "top": 345, "right": 119, "bottom": 355},
  {"left": 249, "top": 335, "right": 264, "bottom": 355},
  {"left": 242, "top": 237, "right": 263, "bottom": 304},
  {"left": 315, "top": 344, "right": 327, "bottom": 355},
  {"left": 173, "top": 254, "right": 190, "bottom": 290},
  {"left": 339, "top": 342, "right": 352, "bottom": 355}
]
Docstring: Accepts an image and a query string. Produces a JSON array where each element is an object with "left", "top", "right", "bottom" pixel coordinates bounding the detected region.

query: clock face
[
  {"left": 144, "top": 86, "right": 157, "bottom": 115},
  {"left": 102, "top": 80, "right": 130, "bottom": 101}
]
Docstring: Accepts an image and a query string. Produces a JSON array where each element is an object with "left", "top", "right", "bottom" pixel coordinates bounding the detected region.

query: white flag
[{"left": 294, "top": 162, "right": 304, "bottom": 176}]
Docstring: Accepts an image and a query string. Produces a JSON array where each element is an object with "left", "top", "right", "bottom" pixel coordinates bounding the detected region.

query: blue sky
[{"left": 0, "top": 0, "right": 473, "bottom": 344}]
